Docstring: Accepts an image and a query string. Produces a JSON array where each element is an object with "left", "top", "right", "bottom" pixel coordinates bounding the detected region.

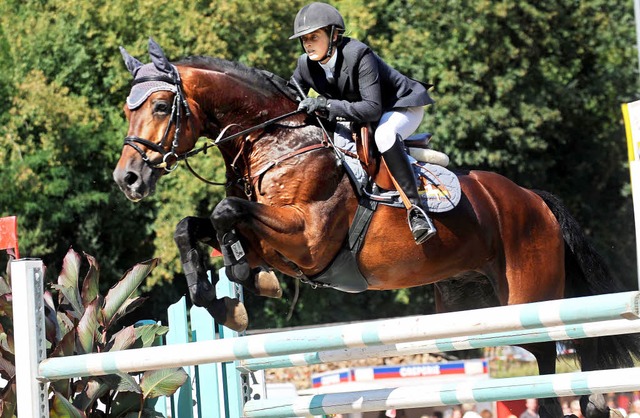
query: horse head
[
  {"left": 113, "top": 38, "right": 302, "bottom": 202},
  {"left": 113, "top": 38, "right": 208, "bottom": 201}
]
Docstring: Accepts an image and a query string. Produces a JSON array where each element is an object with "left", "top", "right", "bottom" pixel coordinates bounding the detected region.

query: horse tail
[{"left": 534, "top": 189, "right": 640, "bottom": 369}]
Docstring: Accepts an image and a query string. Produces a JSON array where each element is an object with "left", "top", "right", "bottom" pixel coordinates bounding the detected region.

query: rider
[{"left": 289, "top": 2, "right": 437, "bottom": 245}]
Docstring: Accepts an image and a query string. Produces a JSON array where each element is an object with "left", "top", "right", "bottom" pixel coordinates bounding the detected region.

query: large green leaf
[
  {"left": 44, "top": 290, "right": 61, "bottom": 343},
  {"left": 134, "top": 323, "right": 169, "bottom": 348},
  {"left": 52, "top": 249, "right": 84, "bottom": 319},
  {"left": 76, "top": 298, "right": 100, "bottom": 354},
  {"left": 106, "top": 325, "right": 137, "bottom": 352},
  {"left": 108, "top": 296, "right": 148, "bottom": 330},
  {"left": 0, "top": 277, "right": 10, "bottom": 297},
  {"left": 0, "top": 330, "right": 11, "bottom": 355},
  {"left": 102, "top": 258, "right": 158, "bottom": 327},
  {"left": 50, "top": 391, "right": 86, "bottom": 418},
  {"left": 140, "top": 368, "right": 188, "bottom": 398},
  {"left": 72, "top": 377, "right": 110, "bottom": 412},
  {"left": 55, "top": 313, "right": 76, "bottom": 348},
  {"left": 50, "top": 328, "right": 76, "bottom": 358},
  {"left": 0, "top": 355, "right": 15, "bottom": 380},
  {"left": 116, "top": 373, "right": 142, "bottom": 394},
  {"left": 109, "top": 391, "right": 142, "bottom": 417},
  {"left": 80, "top": 252, "right": 100, "bottom": 306},
  {"left": 0, "top": 378, "right": 16, "bottom": 418}
]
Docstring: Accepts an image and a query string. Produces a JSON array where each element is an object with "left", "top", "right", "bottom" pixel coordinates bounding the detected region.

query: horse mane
[{"left": 177, "top": 56, "right": 298, "bottom": 101}]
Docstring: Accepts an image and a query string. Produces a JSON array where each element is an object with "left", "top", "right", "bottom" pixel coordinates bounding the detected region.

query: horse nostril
[{"left": 124, "top": 171, "right": 139, "bottom": 186}]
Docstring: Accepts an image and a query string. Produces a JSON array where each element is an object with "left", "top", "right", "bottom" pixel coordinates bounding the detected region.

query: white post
[
  {"left": 11, "top": 259, "right": 49, "bottom": 417},
  {"left": 621, "top": 101, "right": 640, "bottom": 289}
]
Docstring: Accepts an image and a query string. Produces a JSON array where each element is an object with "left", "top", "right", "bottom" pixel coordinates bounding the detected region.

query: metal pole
[{"left": 11, "top": 259, "right": 49, "bottom": 417}]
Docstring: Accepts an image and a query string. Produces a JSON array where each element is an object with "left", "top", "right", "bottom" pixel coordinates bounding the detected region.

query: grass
[{"left": 489, "top": 356, "right": 581, "bottom": 378}]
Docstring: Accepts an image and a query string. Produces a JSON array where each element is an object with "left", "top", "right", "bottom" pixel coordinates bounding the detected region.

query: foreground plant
[{"left": 0, "top": 249, "right": 187, "bottom": 417}]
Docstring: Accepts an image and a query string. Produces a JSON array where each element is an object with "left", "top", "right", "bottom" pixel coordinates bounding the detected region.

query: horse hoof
[
  {"left": 219, "top": 297, "right": 248, "bottom": 332},
  {"left": 254, "top": 270, "right": 282, "bottom": 298},
  {"left": 582, "top": 394, "right": 610, "bottom": 418}
]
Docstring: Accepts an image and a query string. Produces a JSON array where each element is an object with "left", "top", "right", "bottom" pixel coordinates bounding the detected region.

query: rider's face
[{"left": 301, "top": 29, "right": 331, "bottom": 62}]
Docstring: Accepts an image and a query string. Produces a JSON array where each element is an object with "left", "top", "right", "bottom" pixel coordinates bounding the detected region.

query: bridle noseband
[{"left": 123, "top": 71, "right": 195, "bottom": 172}]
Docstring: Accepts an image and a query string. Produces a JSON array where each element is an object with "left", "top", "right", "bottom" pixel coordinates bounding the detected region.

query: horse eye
[{"left": 153, "top": 101, "right": 170, "bottom": 115}]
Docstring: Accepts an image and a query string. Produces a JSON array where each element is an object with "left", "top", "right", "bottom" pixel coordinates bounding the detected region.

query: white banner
[{"left": 621, "top": 101, "right": 640, "bottom": 289}]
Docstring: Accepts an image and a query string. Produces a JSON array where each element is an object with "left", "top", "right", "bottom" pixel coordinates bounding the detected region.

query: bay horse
[{"left": 113, "top": 39, "right": 639, "bottom": 418}]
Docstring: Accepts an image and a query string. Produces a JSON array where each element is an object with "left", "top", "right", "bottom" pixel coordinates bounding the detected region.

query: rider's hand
[{"left": 298, "top": 96, "right": 329, "bottom": 114}]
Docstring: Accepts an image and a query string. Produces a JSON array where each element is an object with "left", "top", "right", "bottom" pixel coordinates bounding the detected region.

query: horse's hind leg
[
  {"left": 521, "top": 342, "right": 564, "bottom": 418},
  {"left": 174, "top": 216, "right": 248, "bottom": 331},
  {"left": 576, "top": 339, "right": 610, "bottom": 418}
]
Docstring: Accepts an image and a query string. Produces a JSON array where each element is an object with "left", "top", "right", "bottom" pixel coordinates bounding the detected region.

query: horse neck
[
  {"left": 184, "top": 68, "right": 313, "bottom": 177},
  {"left": 187, "top": 69, "right": 295, "bottom": 136}
]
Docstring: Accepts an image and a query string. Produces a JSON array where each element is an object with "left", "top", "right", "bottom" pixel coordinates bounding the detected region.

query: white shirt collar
[{"left": 319, "top": 48, "right": 339, "bottom": 73}]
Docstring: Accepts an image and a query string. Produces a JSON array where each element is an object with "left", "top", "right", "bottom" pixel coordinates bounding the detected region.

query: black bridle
[{"left": 123, "top": 70, "right": 195, "bottom": 172}]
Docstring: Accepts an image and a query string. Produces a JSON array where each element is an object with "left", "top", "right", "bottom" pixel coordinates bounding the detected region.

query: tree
[{"left": 0, "top": 0, "right": 637, "bottom": 328}]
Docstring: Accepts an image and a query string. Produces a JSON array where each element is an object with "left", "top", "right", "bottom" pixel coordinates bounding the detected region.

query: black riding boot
[{"left": 382, "top": 137, "right": 437, "bottom": 244}]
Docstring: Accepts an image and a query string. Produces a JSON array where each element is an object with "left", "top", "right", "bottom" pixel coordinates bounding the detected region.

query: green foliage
[
  {"left": 0, "top": 249, "right": 187, "bottom": 417},
  {"left": 0, "top": 0, "right": 638, "bottom": 329}
]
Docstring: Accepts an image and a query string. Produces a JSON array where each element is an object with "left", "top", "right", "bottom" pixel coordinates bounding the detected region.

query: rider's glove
[{"left": 298, "top": 96, "right": 329, "bottom": 114}]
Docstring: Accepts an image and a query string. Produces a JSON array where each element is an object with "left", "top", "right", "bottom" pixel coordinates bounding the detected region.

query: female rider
[{"left": 290, "top": 2, "right": 437, "bottom": 244}]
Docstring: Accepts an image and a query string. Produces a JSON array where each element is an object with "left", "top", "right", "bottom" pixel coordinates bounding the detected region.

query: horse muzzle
[{"left": 112, "top": 159, "right": 159, "bottom": 202}]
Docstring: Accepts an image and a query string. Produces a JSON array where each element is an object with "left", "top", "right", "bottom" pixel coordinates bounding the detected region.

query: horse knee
[{"left": 211, "top": 197, "right": 245, "bottom": 232}]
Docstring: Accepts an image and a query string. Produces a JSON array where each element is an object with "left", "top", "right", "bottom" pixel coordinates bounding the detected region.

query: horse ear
[
  {"left": 119, "top": 46, "right": 143, "bottom": 76},
  {"left": 148, "top": 37, "right": 173, "bottom": 75}
]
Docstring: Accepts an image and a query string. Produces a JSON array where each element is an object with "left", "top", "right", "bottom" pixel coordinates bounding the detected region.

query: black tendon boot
[
  {"left": 219, "top": 229, "right": 250, "bottom": 282},
  {"left": 382, "top": 137, "right": 437, "bottom": 244}
]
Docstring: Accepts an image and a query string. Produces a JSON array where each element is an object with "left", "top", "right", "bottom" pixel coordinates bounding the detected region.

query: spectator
[
  {"left": 520, "top": 399, "right": 540, "bottom": 418},
  {"left": 628, "top": 399, "right": 640, "bottom": 418},
  {"left": 462, "top": 404, "right": 482, "bottom": 418},
  {"left": 570, "top": 399, "right": 583, "bottom": 418},
  {"left": 480, "top": 409, "right": 493, "bottom": 418}
]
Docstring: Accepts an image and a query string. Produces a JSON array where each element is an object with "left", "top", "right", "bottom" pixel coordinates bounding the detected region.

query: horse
[{"left": 113, "top": 39, "right": 639, "bottom": 418}]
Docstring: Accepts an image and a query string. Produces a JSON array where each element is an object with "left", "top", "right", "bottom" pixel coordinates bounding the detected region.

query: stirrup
[{"left": 407, "top": 205, "right": 437, "bottom": 245}]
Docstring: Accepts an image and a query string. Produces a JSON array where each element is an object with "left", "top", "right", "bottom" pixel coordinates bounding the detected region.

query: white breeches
[{"left": 374, "top": 106, "right": 425, "bottom": 153}]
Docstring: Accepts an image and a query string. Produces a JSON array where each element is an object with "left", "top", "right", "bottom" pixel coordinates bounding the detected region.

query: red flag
[{"left": 0, "top": 216, "right": 19, "bottom": 259}]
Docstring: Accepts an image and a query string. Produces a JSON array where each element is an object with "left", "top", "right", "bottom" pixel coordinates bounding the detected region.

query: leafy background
[{"left": 0, "top": 0, "right": 638, "bottom": 329}]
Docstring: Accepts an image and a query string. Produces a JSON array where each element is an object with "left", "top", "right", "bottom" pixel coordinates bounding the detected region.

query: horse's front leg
[
  {"left": 211, "top": 197, "right": 319, "bottom": 280},
  {"left": 174, "top": 216, "right": 249, "bottom": 331}
]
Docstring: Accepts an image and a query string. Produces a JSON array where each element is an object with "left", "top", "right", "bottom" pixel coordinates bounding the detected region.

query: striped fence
[{"left": 10, "top": 258, "right": 640, "bottom": 417}]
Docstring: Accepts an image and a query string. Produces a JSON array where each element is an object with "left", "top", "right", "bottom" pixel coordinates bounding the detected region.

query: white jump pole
[
  {"left": 243, "top": 367, "right": 640, "bottom": 417},
  {"left": 241, "top": 318, "right": 640, "bottom": 371},
  {"left": 11, "top": 259, "right": 49, "bottom": 417},
  {"left": 37, "top": 290, "right": 640, "bottom": 381}
]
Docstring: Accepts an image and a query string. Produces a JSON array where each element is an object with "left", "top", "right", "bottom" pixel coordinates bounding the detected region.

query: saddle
[{"left": 352, "top": 123, "right": 449, "bottom": 190}]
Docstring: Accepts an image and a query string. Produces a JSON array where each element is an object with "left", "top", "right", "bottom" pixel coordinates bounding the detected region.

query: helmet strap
[{"left": 323, "top": 25, "right": 337, "bottom": 61}]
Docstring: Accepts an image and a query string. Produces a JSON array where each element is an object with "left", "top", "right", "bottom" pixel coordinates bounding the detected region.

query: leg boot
[{"left": 382, "top": 137, "right": 437, "bottom": 244}]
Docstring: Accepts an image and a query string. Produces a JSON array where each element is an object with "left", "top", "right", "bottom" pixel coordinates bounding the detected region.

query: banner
[{"left": 621, "top": 101, "right": 640, "bottom": 289}]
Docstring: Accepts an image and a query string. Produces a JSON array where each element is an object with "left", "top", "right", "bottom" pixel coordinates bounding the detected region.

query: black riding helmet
[{"left": 290, "top": 2, "right": 345, "bottom": 60}]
